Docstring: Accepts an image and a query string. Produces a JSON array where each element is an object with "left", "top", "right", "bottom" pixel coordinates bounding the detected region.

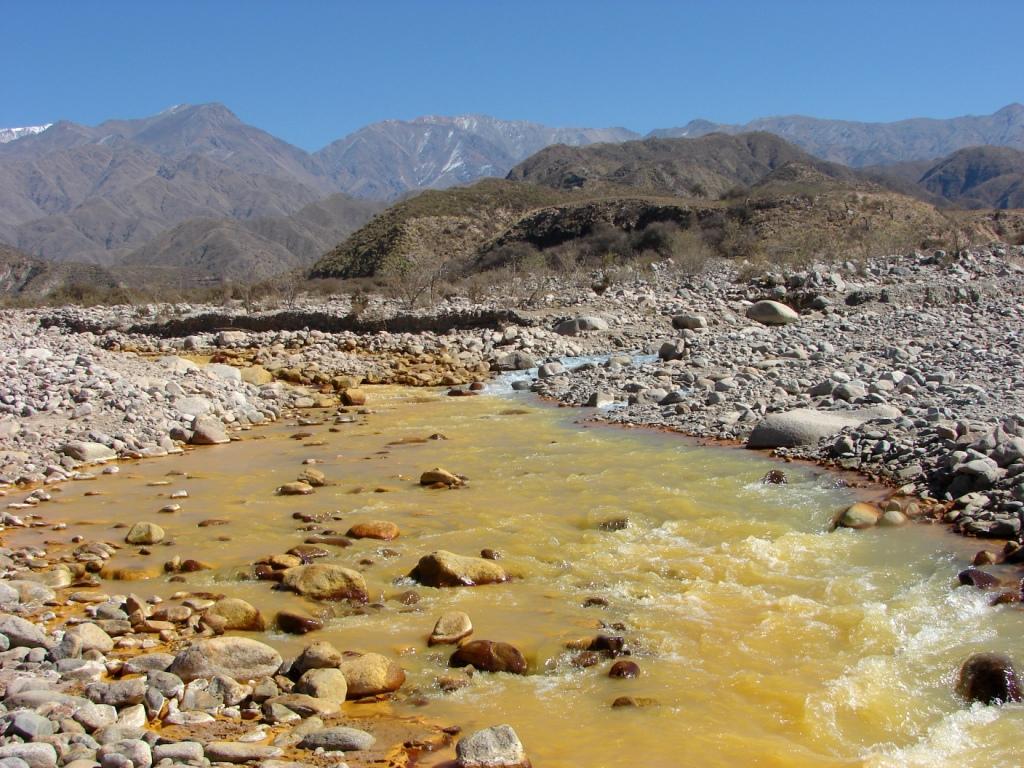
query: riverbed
[{"left": 12, "top": 386, "right": 1024, "bottom": 767}]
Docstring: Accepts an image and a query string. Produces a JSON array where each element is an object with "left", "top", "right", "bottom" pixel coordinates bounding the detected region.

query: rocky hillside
[
  {"left": 506, "top": 132, "right": 859, "bottom": 198},
  {"left": 310, "top": 179, "right": 572, "bottom": 279},
  {"left": 120, "top": 193, "right": 384, "bottom": 282},
  {"left": 313, "top": 134, "right": 949, "bottom": 283},
  {"left": 650, "top": 103, "right": 1024, "bottom": 167},
  {"left": 0, "top": 243, "right": 125, "bottom": 301}
]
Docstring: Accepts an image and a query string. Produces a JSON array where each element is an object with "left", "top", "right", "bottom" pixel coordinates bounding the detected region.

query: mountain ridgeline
[{"left": 1, "top": 102, "right": 1024, "bottom": 297}]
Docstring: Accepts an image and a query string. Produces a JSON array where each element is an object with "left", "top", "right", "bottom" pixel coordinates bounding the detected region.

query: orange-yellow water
[{"left": 15, "top": 387, "right": 1024, "bottom": 767}]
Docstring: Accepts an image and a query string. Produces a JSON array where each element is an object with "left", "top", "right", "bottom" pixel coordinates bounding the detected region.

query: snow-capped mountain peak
[{"left": 0, "top": 124, "right": 52, "bottom": 144}]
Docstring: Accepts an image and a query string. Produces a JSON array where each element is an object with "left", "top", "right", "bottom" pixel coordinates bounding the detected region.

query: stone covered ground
[{"left": 2, "top": 243, "right": 1024, "bottom": 768}]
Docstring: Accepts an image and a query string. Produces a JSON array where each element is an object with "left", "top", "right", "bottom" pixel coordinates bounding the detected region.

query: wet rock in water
[
  {"left": 973, "top": 550, "right": 999, "bottom": 566},
  {"left": 836, "top": 503, "right": 881, "bottom": 529},
  {"left": 609, "top": 660, "right": 641, "bottom": 678},
  {"left": 429, "top": 611, "right": 473, "bottom": 645},
  {"left": 338, "top": 652, "right": 406, "bottom": 698},
  {"left": 420, "top": 467, "right": 464, "bottom": 487},
  {"left": 879, "top": 509, "right": 908, "bottom": 527},
  {"left": 598, "top": 518, "right": 629, "bottom": 532},
  {"left": 206, "top": 598, "right": 266, "bottom": 631},
  {"left": 294, "top": 640, "right": 344, "bottom": 673},
  {"left": 958, "top": 568, "right": 1001, "bottom": 589},
  {"left": 299, "top": 726, "right": 376, "bottom": 752},
  {"left": 190, "top": 421, "right": 230, "bottom": 445},
  {"left": 281, "top": 564, "right": 368, "bottom": 602},
  {"left": 168, "top": 636, "right": 283, "bottom": 683},
  {"left": 456, "top": 725, "right": 528, "bottom": 768},
  {"left": 747, "top": 300, "right": 799, "bottom": 325},
  {"left": 347, "top": 520, "right": 400, "bottom": 540},
  {"left": 761, "top": 469, "right": 787, "bottom": 485},
  {"left": 296, "top": 468, "right": 326, "bottom": 487},
  {"left": 480, "top": 548, "right": 501, "bottom": 560},
  {"left": 277, "top": 481, "right": 314, "bottom": 496},
  {"left": 409, "top": 550, "right": 509, "bottom": 587},
  {"left": 341, "top": 388, "right": 367, "bottom": 406},
  {"left": 611, "top": 696, "right": 659, "bottom": 709},
  {"left": 956, "top": 652, "right": 1023, "bottom": 704},
  {"left": 124, "top": 521, "right": 164, "bottom": 545},
  {"left": 295, "top": 668, "right": 348, "bottom": 701},
  {"left": 277, "top": 610, "right": 323, "bottom": 635},
  {"left": 450, "top": 640, "right": 527, "bottom": 675}
]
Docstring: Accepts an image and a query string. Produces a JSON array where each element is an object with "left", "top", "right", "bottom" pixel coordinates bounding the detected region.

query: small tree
[{"left": 381, "top": 250, "right": 450, "bottom": 310}]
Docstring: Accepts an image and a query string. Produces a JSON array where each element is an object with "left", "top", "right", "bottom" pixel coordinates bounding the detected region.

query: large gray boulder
[
  {"left": 167, "top": 637, "right": 282, "bottom": 682},
  {"left": 456, "top": 725, "right": 528, "bottom": 768},
  {"left": 0, "top": 614, "right": 51, "bottom": 649},
  {"left": 61, "top": 441, "right": 116, "bottom": 463},
  {"left": 494, "top": 351, "right": 537, "bottom": 371},
  {"left": 747, "top": 300, "right": 799, "bottom": 326},
  {"left": 553, "top": 316, "right": 608, "bottom": 336},
  {"left": 746, "top": 407, "right": 899, "bottom": 449}
]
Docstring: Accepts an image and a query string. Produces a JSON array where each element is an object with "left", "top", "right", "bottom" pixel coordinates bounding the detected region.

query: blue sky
[{"left": 4, "top": 1, "right": 1021, "bottom": 151}]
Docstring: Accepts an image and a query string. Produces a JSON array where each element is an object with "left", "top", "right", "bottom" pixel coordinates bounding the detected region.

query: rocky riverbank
[
  {"left": 3, "top": 243, "right": 1024, "bottom": 767},
  {"left": 9, "top": 243, "right": 1024, "bottom": 547}
]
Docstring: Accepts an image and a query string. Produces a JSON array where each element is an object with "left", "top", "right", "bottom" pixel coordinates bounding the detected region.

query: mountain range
[
  {"left": 1, "top": 102, "right": 1023, "bottom": 288},
  {"left": 649, "top": 103, "right": 1024, "bottom": 167}
]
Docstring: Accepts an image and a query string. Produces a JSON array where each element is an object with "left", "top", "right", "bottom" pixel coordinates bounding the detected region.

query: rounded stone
[
  {"left": 957, "top": 652, "right": 1023, "bottom": 705},
  {"left": 281, "top": 564, "right": 368, "bottom": 602},
  {"left": 167, "top": 637, "right": 283, "bottom": 683},
  {"left": 837, "top": 502, "right": 881, "bottom": 529},
  {"left": 347, "top": 520, "right": 400, "bottom": 541},
  {"left": 429, "top": 611, "right": 473, "bottom": 646},
  {"left": 409, "top": 550, "right": 508, "bottom": 587},
  {"left": 125, "top": 522, "right": 164, "bottom": 545},
  {"left": 338, "top": 652, "right": 406, "bottom": 698},
  {"left": 206, "top": 598, "right": 266, "bottom": 631},
  {"left": 450, "top": 640, "right": 527, "bottom": 675}
]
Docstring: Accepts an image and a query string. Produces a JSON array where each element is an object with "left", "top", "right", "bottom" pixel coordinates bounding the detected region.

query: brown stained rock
[
  {"left": 428, "top": 611, "right": 473, "bottom": 646},
  {"left": 287, "top": 544, "right": 329, "bottom": 562},
  {"left": 419, "top": 468, "right": 464, "bottom": 487},
  {"left": 206, "top": 598, "right": 266, "bottom": 631},
  {"left": 450, "top": 640, "right": 527, "bottom": 675},
  {"left": 347, "top": 521, "right": 400, "bottom": 541},
  {"left": 277, "top": 481, "right": 314, "bottom": 496},
  {"left": 338, "top": 652, "right": 406, "bottom": 698},
  {"left": 276, "top": 610, "right": 324, "bottom": 635},
  {"left": 281, "top": 564, "right": 368, "bottom": 602},
  {"left": 608, "top": 660, "right": 641, "bottom": 678},
  {"left": 341, "top": 388, "right": 367, "bottom": 406},
  {"left": 836, "top": 502, "right": 881, "bottom": 529},
  {"left": 409, "top": 550, "right": 508, "bottom": 588},
  {"left": 297, "top": 468, "right": 327, "bottom": 487},
  {"left": 957, "top": 652, "right": 1023, "bottom": 704}
]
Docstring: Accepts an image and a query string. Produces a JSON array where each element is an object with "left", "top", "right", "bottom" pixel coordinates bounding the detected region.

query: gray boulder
[
  {"left": 747, "top": 300, "right": 799, "bottom": 325},
  {"left": 0, "top": 614, "right": 51, "bottom": 649},
  {"left": 61, "top": 441, "right": 116, "bottom": 463},
  {"left": 748, "top": 408, "right": 879, "bottom": 449},
  {"left": 298, "top": 726, "right": 376, "bottom": 751},
  {"left": 456, "top": 725, "right": 528, "bottom": 768},
  {"left": 168, "top": 637, "right": 282, "bottom": 683},
  {"left": 553, "top": 316, "right": 608, "bottom": 336}
]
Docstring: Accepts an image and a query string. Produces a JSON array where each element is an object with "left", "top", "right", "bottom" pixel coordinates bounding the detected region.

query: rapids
[{"left": 14, "top": 386, "right": 1024, "bottom": 767}]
